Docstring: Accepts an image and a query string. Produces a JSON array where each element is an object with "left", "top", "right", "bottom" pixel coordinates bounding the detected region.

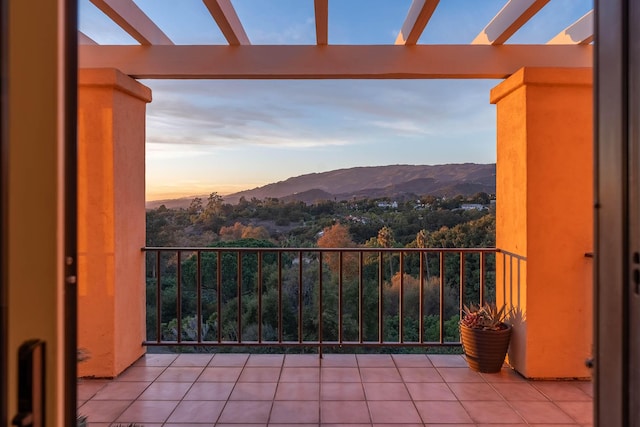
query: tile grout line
[
  {"left": 213, "top": 352, "right": 253, "bottom": 426},
  {"left": 160, "top": 353, "right": 213, "bottom": 426},
  {"left": 431, "top": 354, "right": 478, "bottom": 425},
  {"left": 398, "top": 353, "right": 430, "bottom": 426},
  {"left": 480, "top": 368, "right": 534, "bottom": 425},
  {"left": 527, "top": 379, "right": 593, "bottom": 425},
  {"left": 481, "top": 368, "right": 589, "bottom": 425},
  {"left": 111, "top": 356, "right": 174, "bottom": 425},
  {"left": 264, "top": 354, "right": 284, "bottom": 425}
]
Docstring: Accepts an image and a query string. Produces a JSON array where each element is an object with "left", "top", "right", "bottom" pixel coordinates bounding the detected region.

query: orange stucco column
[
  {"left": 491, "top": 68, "right": 593, "bottom": 379},
  {"left": 77, "top": 69, "right": 151, "bottom": 377}
]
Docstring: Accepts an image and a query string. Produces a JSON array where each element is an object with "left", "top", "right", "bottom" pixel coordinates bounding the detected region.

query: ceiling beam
[
  {"left": 548, "top": 10, "right": 594, "bottom": 45},
  {"left": 90, "top": 0, "right": 173, "bottom": 45},
  {"left": 202, "top": 0, "right": 250, "bottom": 46},
  {"left": 78, "top": 31, "right": 98, "bottom": 45},
  {"left": 473, "top": 0, "right": 550, "bottom": 45},
  {"left": 79, "top": 44, "right": 592, "bottom": 80},
  {"left": 395, "top": 0, "right": 439, "bottom": 45},
  {"left": 314, "top": 0, "right": 328, "bottom": 45}
]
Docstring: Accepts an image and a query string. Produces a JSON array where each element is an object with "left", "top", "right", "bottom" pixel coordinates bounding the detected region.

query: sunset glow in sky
[{"left": 79, "top": 0, "right": 593, "bottom": 201}]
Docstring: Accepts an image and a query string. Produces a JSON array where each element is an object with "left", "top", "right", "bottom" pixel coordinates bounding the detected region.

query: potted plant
[{"left": 459, "top": 303, "right": 512, "bottom": 373}]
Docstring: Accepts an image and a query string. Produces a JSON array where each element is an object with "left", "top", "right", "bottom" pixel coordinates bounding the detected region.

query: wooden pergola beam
[
  {"left": 395, "top": 0, "right": 439, "bottom": 46},
  {"left": 314, "top": 0, "right": 328, "bottom": 45},
  {"left": 548, "top": 10, "right": 594, "bottom": 45},
  {"left": 79, "top": 44, "right": 592, "bottom": 80},
  {"left": 90, "top": 0, "right": 173, "bottom": 45},
  {"left": 202, "top": 0, "right": 250, "bottom": 46},
  {"left": 473, "top": 0, "right": 550, "bottom": 45}
]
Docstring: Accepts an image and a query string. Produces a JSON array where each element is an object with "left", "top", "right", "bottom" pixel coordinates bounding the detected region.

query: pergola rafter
[
  {"left": 548, "top": 10, "right": 594, "bottom": 45},
  {"left": 395, "top": 0, "right": 439, "bottom": 46},
  {"left": 314, "top": 0, "right": 329, "bottom": 46},
  {"left": 472, "top": 0, "right": 550, "bottom": 45},
  {"left": 89, "top": 0, "right": 173, "bottom": 45},
  {"left": 202, "top": 0, "right": 250, "bottom": 46}
]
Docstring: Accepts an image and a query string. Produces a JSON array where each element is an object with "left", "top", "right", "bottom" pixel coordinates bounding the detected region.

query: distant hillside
[
  {"left": 146, "top": 163, "right": 495, "bottom": 209},
  {"left": 147, "top": 195, "right": 204, "bottom": 210}
]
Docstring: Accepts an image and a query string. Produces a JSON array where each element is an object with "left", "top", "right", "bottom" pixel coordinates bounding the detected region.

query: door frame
[
  {"left": 1, "top": 0, "right": 8, "bottom": 423},
  {"left": 628, "top": 0, "right": 640, "bottom": 424},
  {"left": 63, "top": 0, "right": 78, "bottom": 424},
  {"left": 594, "top": 0, "right": 639, "bottom": 425},
  {"left": 0, "top": 0, "right": 78, "bottom": 424}
]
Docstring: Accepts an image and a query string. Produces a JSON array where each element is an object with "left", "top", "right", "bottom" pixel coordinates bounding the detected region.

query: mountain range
[{"left": 146, "top": 163, "right": 496, "bottom": 209}]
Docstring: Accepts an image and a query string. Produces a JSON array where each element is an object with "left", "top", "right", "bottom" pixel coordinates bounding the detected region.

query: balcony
[
  {"left": 78, "top": 353, "right": 593, "bottom": 425},
  {"left": 77, "top": 246, "right": 592, "bottom": 425},
  {"left": 69, "top": 68, "right": 595, "bottom": 426}
]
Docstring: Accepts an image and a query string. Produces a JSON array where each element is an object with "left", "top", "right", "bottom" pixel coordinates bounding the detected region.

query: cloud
[
  {"left": 143, "top": 79, "right": 498, "bottom": 150},
  {"left": 369, "top": 120, "right": 433, "bottom": 136},
  {"left": 251, "top": 17, "right": 316, "bottom": 45},
  {"left": 146, "top": 143, "right": 216, "bottom": 159}
]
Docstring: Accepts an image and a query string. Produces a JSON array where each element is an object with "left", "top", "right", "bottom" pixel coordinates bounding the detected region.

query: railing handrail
[{"left": 143, "top": 246, "right": 497, "bottom": 253}]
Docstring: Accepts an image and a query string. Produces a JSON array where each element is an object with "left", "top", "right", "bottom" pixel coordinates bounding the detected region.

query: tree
[
  {"left": 377, "top": 226, "right": 395, "bottom": 280},
  {"left": 199, "top": 192, "right": 225, "bottom": 228},
  {"left": 219, "top": 222, "right": 245, "bottom": 241},
  {"left": 415, "top": 229, "right": 431, "bottom": 278},
  {"left": 377, "top": 225, "right": 394, "bottom": 248},
  {"left": 317, "top": 223, "right": 358, "bottom": 278},
  {"left": 187, "top": 197, "right": 203, "bottom": 224},
  {"left": 242, "top": 224, "right": 271, "bottom": 240},
  {"left": 473, "top": 191, "right": 491, "bottom": 205},
  {"left": 220, "top": 222, "right": 271, "bottom": 241}
]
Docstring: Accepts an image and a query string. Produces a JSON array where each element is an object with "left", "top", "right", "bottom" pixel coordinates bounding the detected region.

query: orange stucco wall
[
  {"left": 491, "top": 68, "right": 593, "bottom": 379},
  {"left": 77, "top": 69, "right": 151, "bottom": 377}
]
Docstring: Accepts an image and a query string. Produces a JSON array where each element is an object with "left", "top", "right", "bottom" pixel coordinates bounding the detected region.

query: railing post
[
  {"left": 378, "top": 251, "right": 384, "bottom": 343},
  {"left": 196, "top": 251, "right": 202, "bottom": 343},
  {"left": 155, "top": 250, "right": 161, "bottom": 344},
  {"left": 359, "top": 251, "right": 364, "bottom": 344},
  {"left": 237, "top": 251, "right": 242, "bottom": 343},
  {"left": 459, "top": 251, "right": 464, "bottom": 318},
  {"left": 216, "top": 250, "right": 222, "bottom": 343},
  {"left": 176, "top": 251, "right": 182, "bottom": 344},
  {"left": 278, "top": 251, "right": 283, "bottom": 344},
  {"left": 479, "top": 251, "right": 485, "bottom": 306},
  {"left": 318, "top": 251, "right": 323, "bottom": 357},
  {"left": 439, "top": 251, "right": 445, "bottom": 344},
  {"left": 419, "top": 250, "right": 425, "bottom": 344},
  {"left": 338, "top": 251, "right": 343, "bottom": 345},
  {"left": 298, "top": 251, "right": 303, "bottom": 344},
  {"left": 399, "top": 252, "right": 404, "bottom": 343},
  {"left": 257, "top": 251, "right": 263, "bottom": 344}
]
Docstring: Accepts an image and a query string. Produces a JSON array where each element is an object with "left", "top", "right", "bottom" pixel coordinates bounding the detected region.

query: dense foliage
[{"left": 145, "top": 192, "right": 496, "bottom": 353}]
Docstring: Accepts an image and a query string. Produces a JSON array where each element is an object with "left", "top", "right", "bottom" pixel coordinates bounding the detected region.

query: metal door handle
[
  {"left": 12, "top": 340, "right": 45, "bottom": 427},
  {"left": 12, "top": 412, "right": 34, "bottom": 426}
]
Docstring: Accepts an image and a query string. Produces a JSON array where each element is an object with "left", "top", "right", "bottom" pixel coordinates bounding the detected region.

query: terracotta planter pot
[{"left": 460, "top": 323, "right": 512, "bottom": 373}]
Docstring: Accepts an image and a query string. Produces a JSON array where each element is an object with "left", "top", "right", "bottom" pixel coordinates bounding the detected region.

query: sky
[{"left": 79, "top": 0, "right": 593, "bottom": 201}]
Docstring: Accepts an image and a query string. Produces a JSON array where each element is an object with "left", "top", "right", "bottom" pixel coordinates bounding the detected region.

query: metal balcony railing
[{"left": 143, "top": 247, "right": 497, "bottom": 352}]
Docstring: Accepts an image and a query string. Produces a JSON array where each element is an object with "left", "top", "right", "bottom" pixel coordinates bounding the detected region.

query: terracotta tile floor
[{"left": 78, "top": 353, "right": 593, "bottom": 426}]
